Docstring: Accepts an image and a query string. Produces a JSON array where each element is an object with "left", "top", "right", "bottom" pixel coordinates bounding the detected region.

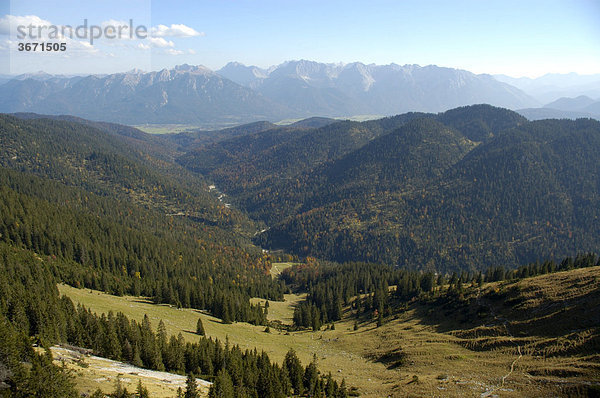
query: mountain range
[
  {"left": 495, "top": 73, "right": 600, "bottom": 103},
  {"left": 217, "top": 60, "right": 538, "bottom": 117},
  {"left": 0, "top": 64, "right": 284, "bottom": 125},
  {"left": 0, "top": 61, "right": 539, "bottom": 125},
  {"left": 517, "top": 94, "right": 600, "bottom": 120}
]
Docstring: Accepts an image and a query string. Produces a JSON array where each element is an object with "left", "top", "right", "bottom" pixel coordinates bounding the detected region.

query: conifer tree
[
  {"left": 325, "top": 372, "right": 335, "bottom": 397},
  {"left": 91, "top": 389, "right": 105, "bottom": 398},
  {"left": 184, "top": 372, "right": 199, "bottom": 398},
  {"left": 303, "top": 354, "right": 319, "bottom": 397},
  {"left": 284, "top": 348, "right": 304, "bottom": 396},
  {"left": 209, "top": 368, "right": 234, "bottom": 398},
  {"left": 23, "top": 349, "right": 78, "bottom": 398},
  {"left": 110, "top": 376, "right": 131, "bottom": 398},
  {"left": 222, "top": 304, "right": 232, "bottom": 324},
  {"left": 196, "top": 317, "right": 205, "bottom": 336},
  {"left": 157, "top": 320, "right": 168, "bottom": 353},
  {"left": 338, "top": 378, "right": 348, "bottom": 398},
  {"left": 136, "top": 380, "right": 150, "bottom": 398}
]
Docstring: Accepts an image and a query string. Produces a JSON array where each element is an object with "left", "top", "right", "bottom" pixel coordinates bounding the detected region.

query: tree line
[{"left": 286, "top": 253, "right": 600, "bottom": 329}]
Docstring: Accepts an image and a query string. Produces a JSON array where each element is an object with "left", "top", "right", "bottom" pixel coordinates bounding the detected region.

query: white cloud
[
  {"left": 73, "top": 40, "right": 98, "bottom": 53},
  {"left": 0, "top": 15, "right": 53, "bottom": 36},
  {"left": 188, "top": 49, "right": 196, "bottom": 54},
  {"left": 165, "top": 48, "right": 184, "bottom": 55},
  {"left": 138, "top": 43, "right": 150, "bottom": 50},
  {"left": 151, "top": 24, "right": 203, "bottom": 38},
  {"left": 101, "top": 19, "right": 129, "bottom": 28},
  {"left": 149, "top": 37, "right": 174, "bottom": 48}
]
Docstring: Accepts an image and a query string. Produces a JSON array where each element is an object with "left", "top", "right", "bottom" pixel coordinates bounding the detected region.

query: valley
[
  {"left": 58, "top": 267, "right": 600, "bottom": 397},
  {"left": 2, "top": 1, "right": 599, "bottom": 397},
  {"left": 178, "top": 105, "right": 600, "bottom": 272},
  {"left": 0, "top": 106, "right": 599, "bottom": 397}
]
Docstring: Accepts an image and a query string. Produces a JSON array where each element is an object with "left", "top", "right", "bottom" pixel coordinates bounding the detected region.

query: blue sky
[{"left": 1, "top": 0, "right": 599, "bottom": 77}]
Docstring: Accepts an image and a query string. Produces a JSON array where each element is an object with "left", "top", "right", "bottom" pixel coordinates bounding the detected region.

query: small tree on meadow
[{"left": 196, "top": 317, "right": 205, "bottom": 336}]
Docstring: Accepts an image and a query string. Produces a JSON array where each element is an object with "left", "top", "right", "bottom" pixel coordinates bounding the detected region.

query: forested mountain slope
[
  {"left": 0, "top": 115, "right": 255, "bottom": 233},
  {"left": 260, "top": 117, "right": 600, "bottom": 271},
  {"left": 178, "top": 105, "right": 600, "bottom": 272},
  {"left": 0, "top": 115, "right": 281, "bottom": 322},
  {"left": 1, "top": 107, "right": 598, "bottom": 397},
  {"left": 178, "top": 112, "right": 431, "bottom": 197}
]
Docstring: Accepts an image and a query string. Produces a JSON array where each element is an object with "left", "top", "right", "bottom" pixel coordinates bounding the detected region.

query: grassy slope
[
  {"left": 59, "top": 266, "right": 600, "bottom": 397},
  {"left": 59, "top": 285, "right": 394, "bottom": 396}
]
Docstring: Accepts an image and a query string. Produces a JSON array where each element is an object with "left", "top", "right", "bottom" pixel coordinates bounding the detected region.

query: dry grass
[
  {"left": 250, "top": 294, "right": 304, "bottom": 324},
  {"left": 269, "top": 262, "right": 297, "bottom": 278},
  {"left": 50, "top": 346, "right": 211, "bottom": 397}
]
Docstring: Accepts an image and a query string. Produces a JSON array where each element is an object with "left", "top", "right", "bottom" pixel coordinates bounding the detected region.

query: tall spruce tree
[
  {"left": 184, "top": 372, "right": 199, "bottom": 398},
  {"left": 303, "top": 354, "right": 319, "bottom": 397},
  {"left": 284, "top": 348, "right": 304, "bottom": 396}
]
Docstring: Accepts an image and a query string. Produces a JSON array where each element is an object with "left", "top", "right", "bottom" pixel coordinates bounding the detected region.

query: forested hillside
[
  {"left": 178, "top": 112, "right": 430, "bottom": 199},
  {"left": 242, "top": 118, "right": 477, "bottom": 224},
  {"left": 179, "top": 105, "right": 600, "bottom": 271},
  {"left": 0, "top": 115, "right": 259, "bottom": 236},
  {"left": 0, "top": 115, "right": 284, "bottom": 322},
  {"left": 282, "top": 253, "right": 600, "bottom": 330}
]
